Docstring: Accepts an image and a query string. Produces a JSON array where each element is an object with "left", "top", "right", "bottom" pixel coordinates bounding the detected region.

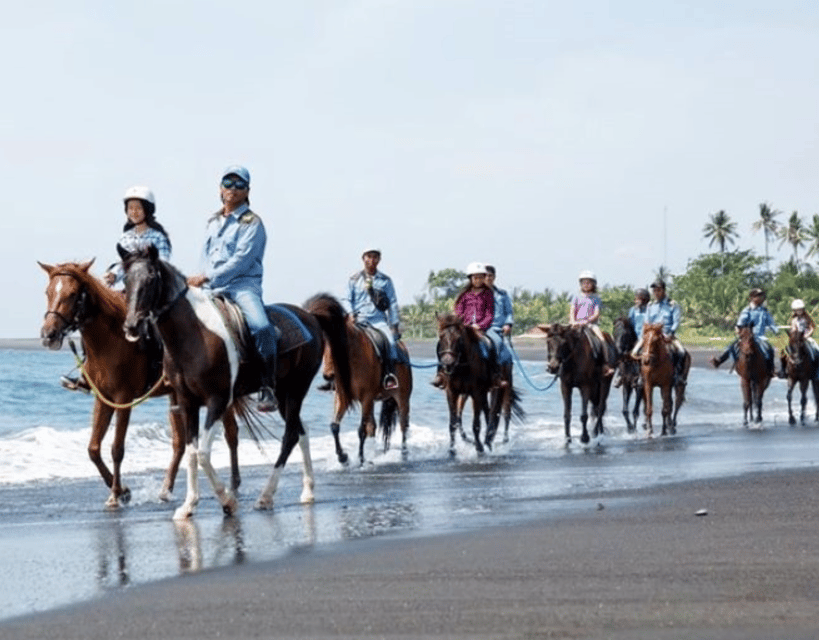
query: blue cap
[{"left": 221, "top": 164, "right": 250, "bottom": 185}]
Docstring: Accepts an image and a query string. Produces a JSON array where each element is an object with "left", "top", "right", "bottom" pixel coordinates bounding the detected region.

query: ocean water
[{"left": 2, "top": 344, "right": 819, "bottom": 622}]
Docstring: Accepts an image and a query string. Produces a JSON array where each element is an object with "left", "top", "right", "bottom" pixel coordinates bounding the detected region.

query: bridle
[
  {"left": 44, "top": 272, "right": 90, "bottom": 338},
  {"left": 437, "top": 325, "right": 465, "bottom": 373}
]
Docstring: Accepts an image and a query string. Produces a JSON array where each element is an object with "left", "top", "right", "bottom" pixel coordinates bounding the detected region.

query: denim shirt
[
  {"left": 736, "top": 304, "right": 778, "bottom": 339},
  {"left": 201, "top": 203, "right": 265, "bottom": 298},
  {"left": 628, "top": 305, "right": 648, "bottom": 338},
  {"left": 348, "top": 270, "right": 400, "bottom": 327},
  {"left": 645, "top": 297, "right": 681, "bottom": 335},
  {"left": 491, "top": 287, "right": 514, "bottom": 329}
]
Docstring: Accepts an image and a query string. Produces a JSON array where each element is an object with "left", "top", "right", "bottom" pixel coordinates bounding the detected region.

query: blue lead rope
[{"left": 507, "top": 337, "right": 557, "bottom": 392}]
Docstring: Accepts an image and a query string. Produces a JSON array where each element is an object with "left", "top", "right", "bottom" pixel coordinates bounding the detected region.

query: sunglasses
[{"left": 221, "top": 177, "right": 249, "bottom": 190}]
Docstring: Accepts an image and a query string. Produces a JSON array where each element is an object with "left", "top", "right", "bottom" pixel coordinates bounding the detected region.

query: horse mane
[
  {"left": 438, "top": 312, "right": 482, "bottom": 345},
  {"left": 55, "top": 262, "right": 126, "bottom": 319}
]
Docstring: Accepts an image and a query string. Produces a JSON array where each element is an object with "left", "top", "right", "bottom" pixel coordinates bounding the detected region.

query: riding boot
[
  {"left": 60, "top": 370, "right": 91, "bottom": 394},
  {"left": 382, "top": 358, "right": 399, "bottom": 390},
  {"left": 254, "top": 327, "right": 279, "bottom": 413}
]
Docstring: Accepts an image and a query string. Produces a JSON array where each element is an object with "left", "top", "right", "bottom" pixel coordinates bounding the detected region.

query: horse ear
[
  {"left": 117, "top": 244, "right": 131, "bottom": 262},
  {"left": 536, "top": 323, "right": 549, "bottom": 334},
  {"left": 78, "top": 258, "right": 95, "bottom": 273},
  {"left": 147, "top": 244, "right": 159, "bottom": 261},
  {"left": 37, "top": 261, "right": 54, "bottom": 275}
]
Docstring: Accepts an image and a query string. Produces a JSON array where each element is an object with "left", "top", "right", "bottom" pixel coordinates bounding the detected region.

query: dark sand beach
[{"left": 3, "top": 467, "right": 818, "bottom": 640}]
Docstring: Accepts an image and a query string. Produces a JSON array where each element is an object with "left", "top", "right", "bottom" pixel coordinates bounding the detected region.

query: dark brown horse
[
  {"left": 436, "top": 314, "right": 517, "bottom": 455},
  {"left": 782, "top": 329, "right": 819, "bottom": 425},
  {"left": 38, "top": 259, "right": 224, "bottom": 508},
  {"left": 638, "top": 323, "right": 690, "bottom": 436},
  {"left": 306, "top": 294, "right": 412, "bottom": 465},
  {"left": 613, "top": 317, "right": 643, "bottom": 431},
  {"left": 537, "top": 323, "right": 612, "bottom": 444},
  {"left": 734, "top": 325, "right": 772, "bottom": 426},
  {"left": 121, "top": 246, "right": 351, "bottom": 519}
]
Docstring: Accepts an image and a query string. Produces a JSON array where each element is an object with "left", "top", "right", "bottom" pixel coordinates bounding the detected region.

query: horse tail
[
  {"left": 304, "top": 293, "right": 354, "bottom": 404},
  {"left": 228, "top": 396, "right": 277, "bottom": 444},
  {"left": 379, "top": 396, "right": 398, "bottom": 447},
  {"left": 509, "top": 385, "right": 526, "bottom": 424}
]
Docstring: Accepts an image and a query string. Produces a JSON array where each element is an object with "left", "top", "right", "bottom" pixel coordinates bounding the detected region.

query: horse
[
  {"left": 639, "top": 323, "right": 690, "bottom": 436},
  {"left": 39, "top": 259, "right": 205, "bottom": 508},
  {"left": 537, "top": 323, "right": 612, "bottom": 444},
  {"left": 780, "top": 328, "right": 819, "bottom": 425},
  {"left": 734, "top": 325, "right": 773, "bottom": 426},
  {"left": 436, "top": 313, "right": 518, "bottom": 455},
  {"left": 306, "top": 294, "right": 412, "bottom": 465},
  {"left": 613, "top": 317, "right": 643, "bottom": 431},
  {"left": 120, "top": 246, "right": 352, "bottom": 519}
]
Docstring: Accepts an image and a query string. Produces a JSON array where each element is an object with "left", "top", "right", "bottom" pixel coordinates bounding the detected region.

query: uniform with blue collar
[
  {"left": 714, "top": 303, "right": 778, "bottom": 365},
  {"left": 348, "top": 269, "right": 400, "bottom": 361}
]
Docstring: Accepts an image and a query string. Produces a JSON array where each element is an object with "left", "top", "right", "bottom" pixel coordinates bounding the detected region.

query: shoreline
[{"left": 3, "top": 466, "right": 818, "bottom": 639}]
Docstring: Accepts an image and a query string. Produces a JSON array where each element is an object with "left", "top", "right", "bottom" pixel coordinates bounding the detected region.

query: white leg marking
[
  {"left": 299, "top": 434, "right": 315, "bottom": 504},
  {"left": 174, "top": 440, "right": 200, "bottom": 520},
  {"left": 256, "top": 466, "right": 283, "bottom": 511},
  {"left": 198, "top": 423, "right": 236, "bottom": 515}
]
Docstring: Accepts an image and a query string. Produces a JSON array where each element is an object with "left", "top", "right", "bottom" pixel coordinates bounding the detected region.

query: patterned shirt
[
  {"left": 108, "top": 227, "right": 171, "bottom": 284},
  {"left": 455, "top": 288, "right": 494, "bottom": 330}
]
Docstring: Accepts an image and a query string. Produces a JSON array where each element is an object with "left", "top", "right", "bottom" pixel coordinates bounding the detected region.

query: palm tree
[
  {"left": 751, "top": 202, "right": 781, "bottom": 263},
  {"left": 702, "top": 210, "right": 738, "bottom": 253},
  {"left": 778, "top": 211, "right": 806, "bottom": 265},
  {"left": 804, "top": 214, "right": 819, "bottom": 261}
]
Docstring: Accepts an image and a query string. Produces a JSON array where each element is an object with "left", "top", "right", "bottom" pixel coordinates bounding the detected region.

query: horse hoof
[
  {"left": 104, "top": 496, "right": 122, "bottom": 511},
  {"left": 300, "top": 489, "right": 315, "bottom": 504},
  {"left": 338, "top": 452, "right": 349, "bottom": 465},
  {"left": 254, "top": 497, "right": 274, "bottom": 511},
  {"left": 120, "top": 487, "right": 132, "bottom": 504},
  {"left": 173, "top": 505, "right": 194, "bottom": 520}
]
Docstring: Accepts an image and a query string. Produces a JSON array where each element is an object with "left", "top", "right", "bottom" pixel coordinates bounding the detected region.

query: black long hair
[{"left": 123, "top": 199, "right": 172, "bottom": 250}]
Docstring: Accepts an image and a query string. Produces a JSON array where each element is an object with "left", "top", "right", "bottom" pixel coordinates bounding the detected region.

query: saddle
[
  {"left": 356, "top": 323, "right": 406, "bottom": 365},
  {"left": 212, "top": 297, "right": 312, "bottom": 362}
]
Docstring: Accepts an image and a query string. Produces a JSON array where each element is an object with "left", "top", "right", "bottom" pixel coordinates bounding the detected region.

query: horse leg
[
  {"left": 398, "top": 385, "right": 411, "bottom": 460},
  {"left": 562, "top": 383, "right": 573, "bottom": 443},
  {"left": 661, "top": 385, "right": 673, "bottom": 436},
  {"left": 297, "top": 423, "right": 315, "bottom": 505},
  {"left": 754, "top": 380, "right": 764, "bottom": 424},
  {"left": 105, "top": 407, "right": 133, "bottom": 509},
  {"left": 643, "top": 382, "right": 654, "bottom": 438},
  {"left": 472, "top": 393, "right": 485, "bottom": 455},
  {"left": 787, "top": 379, "right": 796, "bottom": 425},
  {"left": 330, "top": 392, "right": 349, "bottom": 465},
  {"left": 622, "top": 387, "right": 634, "bottom": 431},
  {"left": 484, "top": 388, "right": 501, "bottom": 450},
  {"left": 447, "top": 390, "right": 460, "bottom": 456},
  {"left": 579, "top": 389, "right": 590, "bottom": 445},
  {"left": 256, "top": 401, "right": 312, "bottom": 510},
  {"left": 813, "top": 379, "right": 819, "bottom": 423},
  {"left": 160, "top": 403, "right": 186, "bottom": 501},
  {"left": 358, "top": 397, "right": 376, "bottom": 465},
  {"left": 222, "top": 408, "right": 241, "bottom": 492},
  {"left": 456, "top": 393, "right": 470, "bottom": 442},
  {"left": 197, "top": 405, "right": 237, "bottom": 517},
  {"left": 87, "top": 400, "right": 116, "bottom": 504},
  {"left": 799, "top": 379, "right": 809, "bottom": 425},
  {"left": 174, "top": 404, "right": 201, "bottom": 520},
  {"left": 502, "top": 385, "right": 512, "bottom": 444}
]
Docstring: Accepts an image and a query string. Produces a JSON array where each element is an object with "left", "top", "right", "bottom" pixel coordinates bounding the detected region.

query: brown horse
[
  {"left": 735, "top": 326, "right": 772, "bottom": 426},
  {"left": 639, "top": 323, "right": 690, "bottom": 436},
  {"left": 306, "top": 294, "right": 412, "bottom": 465},
  {"left": 37, "top": 259, "right": 242, "bottom": 508},
  {"left": 613, "top": 316, "right": 643, "bottom": 431},
  {"left": 121, "top": 246, "right": 351, "bottom": 518},
  {"left": 782, "top": 329, "right": 819, "bottom": 425},
  {"left": 538, "top": 323, "right": 612, "bottom": 444},
  {"left": 436, "top": 314, "right": 516, "bottom": 455}
]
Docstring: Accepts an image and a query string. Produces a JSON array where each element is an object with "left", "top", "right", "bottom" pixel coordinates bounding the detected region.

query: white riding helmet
[
  {"left": 465, "top": 261, "right": 487, "bottom": 276},
  {"left": 123, "top": 185, "right": 155, "bottom": 205},
  {"left": 578, "top": 270, "right": 596, "bottom": 282},
  {"left": 361, "top": 247, "right": 381, "bottom": 257},
  {"left": 792, "top": 299, "right": 806, "bottom": 311}
]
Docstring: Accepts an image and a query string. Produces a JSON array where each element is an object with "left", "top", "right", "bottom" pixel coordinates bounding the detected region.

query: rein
[
  {"left": 45, "top": 272, "right": 90, "bottom": 336},
  {"left": 69, "top": 338, "right": 166, "bottom": 410}
]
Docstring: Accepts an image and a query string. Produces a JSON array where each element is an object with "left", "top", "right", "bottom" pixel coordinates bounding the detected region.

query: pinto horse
[
  {"left": 538, "top": 323, "right": 612, "bottom": 444},
  {"left": 734, "top": 325, "right": 772, "bottom": 426},
  {"left": 436, "top": 314, "right": 516, "bottom": 455},
  {"left": 782, "top": 329, "right": 819, "bottom": 425},
  {"left": 613, "top": 317, "right": 643, "bottom": 431},
  {"left": 38, "top": 259, "right": 217, "bottom": 508},
  {"left": 639, "top": 323, "right": 690, "bottom": 436},
  {"left": 306, "top": 294, "right": 412, "bottom": 465},
  {"left": 121, "top": 246, "right": 351, "bottom": 519}
]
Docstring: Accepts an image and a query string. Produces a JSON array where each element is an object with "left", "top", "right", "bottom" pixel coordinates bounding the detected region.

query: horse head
[
  {"left": 120, "top": 245, "right": 183, "bottom": 342},
  {"left": 736, "top": 325, "right": 756, "bottom": 356},
  {"left": 538, "top": 323, "right": 573, "bottom": 374},
  {"left": 613, "top": 317, "right": 637, "bottom": 354},
  {"left": 38, "top": 259, "right": 96, "bottom": 349},
  {"left": 785, "top": 327, "right": 806, "bottom": 367},
  {"left": 436, "top": 312, "right": 465, "bottom": 375},
  {"left": 640, "top": 323, "right": 666, "bottom": 366}
]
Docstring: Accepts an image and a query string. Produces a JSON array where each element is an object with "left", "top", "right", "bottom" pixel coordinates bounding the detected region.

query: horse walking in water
[
  {"left": 537, "top": 323, "right": 612, "bottom": 444},
  {"left": 734, "top": 325, "right": 773, "bottom": 426},
  {"left": 121, "top": 246, "right": 351, "bottom": 519},
  {"left": 613, "top": 317, "right": 643, "bottom": 431},
  {"left": 38, "top": 259, "right": 221, "bottom": 508},
  {"left": 436, "top": 313, "right": 519, "bottom": 455},
  {"left": 782, "top": 328, "right": 819, "bottom": 425},
  {"left": 306, "top": 294, "right": 412, "bottom": 465},
  {"left": 639, "top": 323, "right": 690, "bottom": 436}
]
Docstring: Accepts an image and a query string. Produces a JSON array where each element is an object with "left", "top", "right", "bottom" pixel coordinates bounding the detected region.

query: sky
[{"left": 2, "top": 1, "right": 819, "bottom": 338}]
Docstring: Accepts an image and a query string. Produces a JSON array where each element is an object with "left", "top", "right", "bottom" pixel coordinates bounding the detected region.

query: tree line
[{"left": 398, "top": 204, "right": 819, "bottom": 340}]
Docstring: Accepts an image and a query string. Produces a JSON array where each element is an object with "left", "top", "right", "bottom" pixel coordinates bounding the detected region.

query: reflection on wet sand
[
  {"left": 96, "top": 515, "right": 129, "bottom": 589},
  {"left": 173, "top": 520, "right": 202, "bottom": 573},
  {"left": 338, "top": 502, "right": 419, "bottom": 539}
]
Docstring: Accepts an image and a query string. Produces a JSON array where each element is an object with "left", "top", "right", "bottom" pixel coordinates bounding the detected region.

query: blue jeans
[
  {"left": 230, "top": 289, "right": 277, "bottom": 362},
  {"left": 368, "top": 320, "right": 397, "bottom": 361},
  {"left": 486, "top": 327, "right": 511, "bottom": 365}
]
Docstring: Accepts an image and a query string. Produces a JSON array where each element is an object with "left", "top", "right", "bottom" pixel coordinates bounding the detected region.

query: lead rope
[
  {"left": 69, "top": 337, "right": 167, "bottom": 410},
  {"left": 506, "top": 336, "right": 557, "bottom": 392}
]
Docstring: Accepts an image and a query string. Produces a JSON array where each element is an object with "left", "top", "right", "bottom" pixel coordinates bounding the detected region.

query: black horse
[{"left": 613, "top": 317, "right": 643, "bottom": 431}]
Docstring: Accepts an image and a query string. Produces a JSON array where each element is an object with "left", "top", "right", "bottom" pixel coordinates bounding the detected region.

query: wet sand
[{"left": 3, "top": 467, "right": 818, "bottom": 640}]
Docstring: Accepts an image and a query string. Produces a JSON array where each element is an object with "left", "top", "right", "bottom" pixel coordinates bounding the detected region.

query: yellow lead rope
[{"left": 73, "top": 351, "right": 167, "bottom": 410}]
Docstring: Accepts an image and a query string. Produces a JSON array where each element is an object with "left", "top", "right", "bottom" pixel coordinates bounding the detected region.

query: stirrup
[
  {"left": 60, "top": 374, "right": 90, "bottom": 394},
  {"left": 430, "top": 373, "right": 445, "bottom": 389},
  {"left": 257, "top": 386, "right": 279, "bottom": 412},
  {"left": 383, "top": 373, "right": 399, "bottom": 390}
]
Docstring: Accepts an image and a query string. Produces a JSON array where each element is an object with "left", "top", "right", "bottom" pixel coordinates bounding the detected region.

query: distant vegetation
[{"left": 399, "top": 204, "right": 819, "bottom": 348}]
